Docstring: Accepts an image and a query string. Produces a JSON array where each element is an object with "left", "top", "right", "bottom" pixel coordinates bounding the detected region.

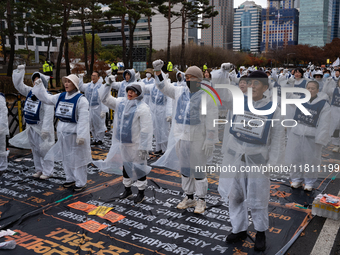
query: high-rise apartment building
[
  {"left": 298, "top": 0, "right": 333, "bottom": 46},
  {"left": 331, "top": 0, "right": 340, "bottom": 41},
  {"left": 233, "top": 1, "right": 262, "bottom": 53},
  {"left": 261, "top": 8, "right": 299, "bottom": 51},
  {"left": 201, "top": 0, "right": 234, "bottom": 50}
]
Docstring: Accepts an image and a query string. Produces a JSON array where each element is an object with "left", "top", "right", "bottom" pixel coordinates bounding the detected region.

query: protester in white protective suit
[
  {"left": 78, "top": 71, "right": 108, "bottom": 146},
  {"left": 333, "top": 69, "right": 340, "bottom": 82},
  {"left": 32, "top": 74, "right": 91, "bottom": 192},
  {"left": 142, "top": 68, "right": 155, "bottom": 105},
  {"left": 153, "top": 60, "right": 218, "bottom": 214},
  {"left": 144, "top": 75, "right": 172, "bottom": 155},
  {"left": 218, "top": 70, "right": 285, "bottom": 251},
  {"left": 151, "top": 71, "right": 186, "bottom": 171},
  {"left": 94, "top": 82, "right": 153, "bottom": 204},
  {"left": 10, "top": 66, "right": 55, "bottom": 179},
  {"left": 110, "top": 69, "right": 136, "bottom": 98},
  {"left": 0, "top": 93, "right": 9, "bottom": 171},
  {"left": 286, "top": 80, "right": 331, "bottom": 191},
  {"left": 323, "top": 78, "right": 340, "bottom": 152},
  {"left": 312, "top": 70, "right": 325, "bottom": 92}
]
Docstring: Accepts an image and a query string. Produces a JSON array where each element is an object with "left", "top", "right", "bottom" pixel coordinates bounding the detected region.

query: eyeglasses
[{"left": 247, "top": 80, "right": 262, "bottom": 86}]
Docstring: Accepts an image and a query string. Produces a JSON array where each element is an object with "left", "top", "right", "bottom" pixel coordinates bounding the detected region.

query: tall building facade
[
  {"left": 233, "top": 1, "right": 262, "bottom": 53},
  {"left": 261, "top": 8, "right": 299, "bottom": 51},
  {"left": 270, "top": 0, "right": 295, "bottom": 9},
  {"left": 201, "top": 0, "right": 234, "bottom": 50},
  {"left": 298, "top": 0, "right": 333, "bottom": 47},
  {"left": 331, "top": 0, "right": 340, "bottom": 41}
]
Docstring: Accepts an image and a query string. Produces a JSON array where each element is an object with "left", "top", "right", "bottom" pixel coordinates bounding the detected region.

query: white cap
[
  {"left": 313, "top": 70, "right": 323, "bottom": 77},
  {"left": 62, "top": 74, "right": 80, "bottom": 90}
]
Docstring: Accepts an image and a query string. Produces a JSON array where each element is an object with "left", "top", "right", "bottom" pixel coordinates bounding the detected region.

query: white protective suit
[
  {"left": 78, "top": 77, "right": 108, "bottom": 142},
  {"left": 111, "top": 69, "right": 136, "bottom": 98},
  {"left": 0, "top": 93, "right": 9, "bottom": 171},
  {"left": 32, "top": 82, "right": 91, "bottom": 187},
  {"left": 323, "top": 78, "right": 340, "bottom": 146},
  {"left": 218, "top": 76, "right": 285, "bottom": 234},
  {"left": 144, "top": 82, "right": 172, "bottom": 152},
  {"left": 153, "top": 71, "right": 218, "bottom": 199},
  {"left": 152, "top": 71, "right": 186, "bottom": 170},
  {"left": 285, "top": 92, "right": 331, "bottom": 185},
  {"left": 142, "top": 77, "right": 155, "bottom": 105},
  {"left": 10, "top": 68, "right": 55, "bottom": 176},
  {"left": 94, "top": 82, "right": 153, "bottom": 186}
]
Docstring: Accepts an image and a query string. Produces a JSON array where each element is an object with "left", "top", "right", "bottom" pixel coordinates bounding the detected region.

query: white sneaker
[
  {"left": 40, "top": 174, "right": 50, "bottom": 180},
  {"left": 194, "top": 199, "right": 206, "bottom": 214},
  {"left": 304, "top": 184, "right": 313, "bottom": 191},
  {"left": 291, "top": 181, "right": 303, "bottom": 189},
  {"left": 33, "top": 171, "right": 42, "bottom": 178},
  {"left": 333, "top": 146, "right": 340, "bottom": 153},
  {"left": 177, "top": 197, "right": 197, "bottom": 209}
]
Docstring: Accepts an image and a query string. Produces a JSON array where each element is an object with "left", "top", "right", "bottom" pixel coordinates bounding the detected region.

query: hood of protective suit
[
  {"left": 176, "top": 71, "right": 185, "bottom": 82},
  {"left": 126, "top": 82, "right": 145, "bottom": 100},
  {"left": 31, "top": 72, "right": 49, "bottom": 89},
  {"left": 123, "top": 69, "right": 136, "bottom": 83}
]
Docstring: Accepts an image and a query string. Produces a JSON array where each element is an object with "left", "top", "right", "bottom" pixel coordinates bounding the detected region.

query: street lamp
[{"left": 287, "top": 53, "right": 295, "bottom": 67}]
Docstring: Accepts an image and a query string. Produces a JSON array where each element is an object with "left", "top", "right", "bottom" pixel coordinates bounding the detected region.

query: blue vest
[
  {"left": 23, "top": 90, "right": 42, "bottom": 125},
  {"left": 175, "top": 90, "right": 201, "bottom": 125},
  {"left": 151, "top": 86, "right": 165, "bottom": 105},
  {"left": 115, "top": 100, "right": 138, "bottom": 143},
  {"left": 294, "top": 79, "right": 307, "bottom": 96},
  {"left": 331, "top": 87, "right": 340, "bottom": 107},
  {"left": 294, "top": 98, "right": 327, "bottom": 127},
  {"left": 273, "top": 81, "right": 281, "bottom": 97},
  {"left": 230, "top": 96, "right": 275, "bottom": 145},
  {"left": 85, "top": 84, "right": 100, "bottom": 107},
  {"left": 55, "top": 92, "right": 83, "bottom": 123}
]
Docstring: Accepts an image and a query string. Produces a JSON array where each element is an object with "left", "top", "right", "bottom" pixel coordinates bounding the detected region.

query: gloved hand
[
  {"left": 221, "top": 63, "right": 231, "bottom": 71},
  {"left": 105, "top": 69, "right": 112, "bottom": 76},
  {"left": 153, "top": 59, "right": 164, "bottom": 71},
  {"left": 288, "top": 76, "right": 295, "bottom": 85},
  {"left": 135, "top": 72, "right": 141, "bottom": 81},
  {"left": 100, "top": 112, "right": 106, "bottom": 119},
  {"left": 310, "top": 64, "right": 314, "bottom": 71},
  {"left": 17, "top": 64, "right": 25, "bottom": 70},
  {"left": 230, "top": 69, "right": 236, "bottom": 76},
  {"left": 138, "top": 150, "right": 149, "bottom": 160},
  {"left": 202, "top": 140, "right": 214, "bottom": 157},
  {"left": 166, "top": 116, "right": 172, "bottom": 122},
  {"left": 78, "top": 73, "right": 85, "bottom": 78},
  {"left": 34, "top": 78, "right": 43, "bottom": 86},
  {"left": 41, "top": 132, "right": 49, "bottom": 140},
  {"left": 108, "top": 75, "right": 116, "bottom": 84},
  {"left": 283, "top": 69, "right": 289, "bottom": 75},
  {"left": 76, "top": 138, "right": 85, "bottom": 145}
]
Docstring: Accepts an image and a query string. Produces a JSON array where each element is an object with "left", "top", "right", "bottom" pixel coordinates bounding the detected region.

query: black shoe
[
  {"left": 120, "top": 187, "right": 132, "bottom": 199},
  {"left": 225, "top": 231, "right": 247, "bottom": 243},
  {"left": 96, "top": 140, "right": 103, "bottom": 145},
  {"left": 254, "top": 231, "right": 266, "bottom": 251},
  {"left": 73, "top": 184, "right": 87, "bottom": 192},
  {"left": 134, "top": 190, "right": 145, "bottom": 204},
  {"left": 153, "top": 150, "right": 162, "bottom": 155},
  {"left": 63, "top": 181, "right": 76, "bottom": 188}
]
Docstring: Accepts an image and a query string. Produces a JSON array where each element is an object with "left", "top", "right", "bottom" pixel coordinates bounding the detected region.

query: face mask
[
  {"left": 324, "top": 73, "right": 330, "bottom": 78},
  {"left": 177, "top": 75, "right": 182, "bottom": 82},
  {"left": 186, "top": 80, "right": 200, "bottom": 93},
  {"left": 146, "top": 73, "right": 151, "bottom": 78}
]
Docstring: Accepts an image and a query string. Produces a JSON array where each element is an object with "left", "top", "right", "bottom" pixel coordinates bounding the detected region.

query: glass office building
[
  {"left": 233, "top": 1, "right": 262, "bottom": 53},
  {"left": 298, "top": 0, "right": 333, "bottom": 46}
]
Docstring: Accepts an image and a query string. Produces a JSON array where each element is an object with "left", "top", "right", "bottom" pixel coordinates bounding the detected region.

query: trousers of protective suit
[
  {"left": 176, "top": 139, "right": 208, "bottom": 199},
  {"left": 0, "top": 135, "right": 8, "bottom": 171},
  {"left": 28, "top": 128, "right": 54, "bottom": 176},
  {"left": 155, "top": 141, "right": 167, "bottom": 152},
  {"left": 122, "top": 167, "right": 148, "bottom": 190},
  {"left": 228, "top": 174, "right": 269, "bottom": 233},
  {"left": 90, "top": 108, "right": 106, "bottom": 142},
  {"left": 287, "top": 133, "right": 321, "bottom": 185}
]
